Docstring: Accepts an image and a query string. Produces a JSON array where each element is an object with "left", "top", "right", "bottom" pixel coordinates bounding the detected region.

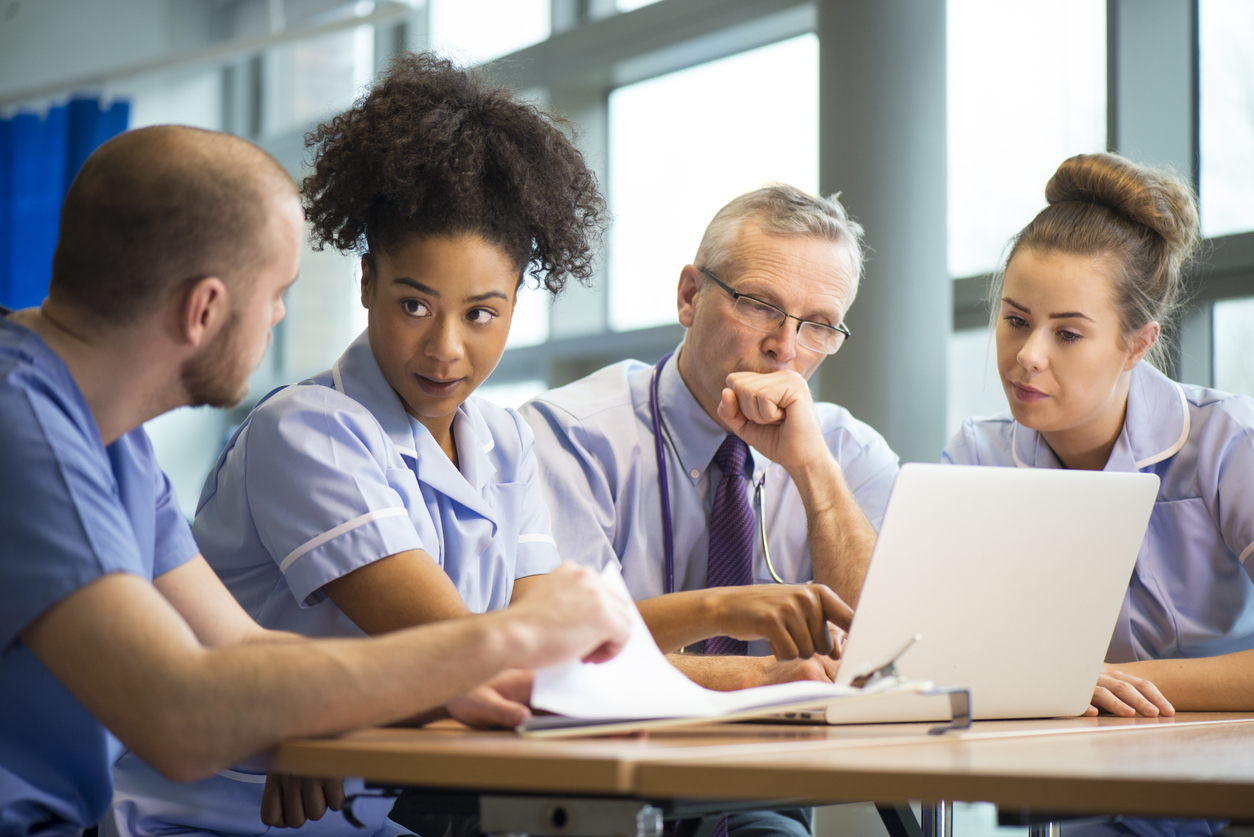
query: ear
[
  {"left": 1125, "top": 321, "right": 1160, "bottom": 370},
  {"left": 360, "top": 256, "right": 374, "bottom": 309},
  {"left": 677, "top": 265, "right": 702, "bottom": 329},
  {"left": 178, "top": 277, "right": 231, "bottom": 349}
]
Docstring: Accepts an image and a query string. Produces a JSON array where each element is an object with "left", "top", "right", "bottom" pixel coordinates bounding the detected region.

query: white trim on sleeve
[
  {"left": 279, "top": 508, "right": 408, "bottom": 573},
  {"left": 217, "top": 769, "right": 267, "bottom": 784},
  {"left": 1240, "top": 541, "right": 1254, "bottom": 566},
  {"left": 518, "top": 533, "right": 557, "bottom": 547}
]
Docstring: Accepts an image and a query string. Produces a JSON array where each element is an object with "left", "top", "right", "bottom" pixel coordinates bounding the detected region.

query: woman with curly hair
[{"left": 105, "top": 53, "right": 608, "bottom": 837}]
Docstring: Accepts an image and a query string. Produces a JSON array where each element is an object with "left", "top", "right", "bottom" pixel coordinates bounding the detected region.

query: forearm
[
  {"left": 638, "top": 591, "right": 723, "bottom": 652},
  {"left": 666, "top": 653, "right": 768, "bottom": 690},
  {"left": 790, "top": 456, "right": 876, "bottom": 604},
  {"left": 1107, "top": 652, "right": 1254, "bottom": 711}
]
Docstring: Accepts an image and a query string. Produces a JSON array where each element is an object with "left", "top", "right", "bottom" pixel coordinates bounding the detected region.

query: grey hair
[{"left": 693, "top": 182, "right": 866, "bottom": 288}]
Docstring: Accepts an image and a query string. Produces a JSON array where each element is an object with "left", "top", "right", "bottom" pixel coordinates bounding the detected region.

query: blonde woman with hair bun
[{"left": 945, "top": 153, "right": 1254, "bottom": 732}]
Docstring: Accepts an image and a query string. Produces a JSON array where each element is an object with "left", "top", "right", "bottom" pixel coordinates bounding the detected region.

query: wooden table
[{"left": 272, "top": 713, "right": 1254, "bottom": 831}]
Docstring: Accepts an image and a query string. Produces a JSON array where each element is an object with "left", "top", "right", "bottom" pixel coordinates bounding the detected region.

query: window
[
  {"left": 607, "top": 34, "right": 819, "bottom": 332},
  {"left": 428, "top": 0, "right": 551, "bottom": 67},
  {"left": 948, "top": 328, "right": 1008, "bottom": 439},
  {"left": 947, "top": 0, "right": 1106, "bottom": 279},
  {"left": 1213, "top": 296, "right": 1254, "bottom": 397},
  {"left": 1199, "top": 0, "right": 1254, "bottom": 238}
]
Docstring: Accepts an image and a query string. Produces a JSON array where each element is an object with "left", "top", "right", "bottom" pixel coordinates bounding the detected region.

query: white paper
[{"left": 530, "top": 565, "right": 862, "bottom": 720}]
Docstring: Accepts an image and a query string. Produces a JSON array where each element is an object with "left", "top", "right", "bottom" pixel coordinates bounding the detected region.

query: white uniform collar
[
  {"left": 330, "top": 330, "right": 500, "bottom": 528},
  {"left": 658, "top": 347, "right": 769, "bottom": 482},
  {"left": 1011, "top": 361, "right": 1190, "bottom": 472}
]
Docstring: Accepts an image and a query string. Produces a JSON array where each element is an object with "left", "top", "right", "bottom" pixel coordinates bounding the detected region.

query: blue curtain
[{"left": 0, "top": 97, "right": 129, "bottom": 310}]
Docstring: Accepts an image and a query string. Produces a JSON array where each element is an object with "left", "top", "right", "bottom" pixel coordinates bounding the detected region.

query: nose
[
  {"left": 271, "top": 297, "right": 287, "bottom": 328},
  {"left": 1016, "top": 327, "right": 1049, "bottom": 372},
  {"left": 761, "top": 318, "right": 799, "bottom": 363},
  {"left": 425, "top": 313, "right": 464, "bottom": 363}
]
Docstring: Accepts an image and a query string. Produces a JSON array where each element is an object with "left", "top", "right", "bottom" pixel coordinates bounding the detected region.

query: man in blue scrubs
[{"left": 0, "top": 125, "right": 630, "bottom": 837}]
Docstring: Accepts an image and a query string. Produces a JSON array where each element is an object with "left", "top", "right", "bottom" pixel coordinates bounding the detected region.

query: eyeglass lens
[{"left": 732, "top": 296, "right": 846, "bottom": 354}]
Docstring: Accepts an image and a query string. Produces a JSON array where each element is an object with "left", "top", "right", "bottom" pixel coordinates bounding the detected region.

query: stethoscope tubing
[{"left": 650, "top": 353, "right": 785, "bottom": 594}]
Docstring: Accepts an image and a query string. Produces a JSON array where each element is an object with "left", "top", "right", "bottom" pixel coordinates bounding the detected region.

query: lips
[
  {"left": 1010, "top": 382, "right": 1049, "bottom": 403},
  {"left": 415, "top": 374, "right": 464, "bottom": 398}
]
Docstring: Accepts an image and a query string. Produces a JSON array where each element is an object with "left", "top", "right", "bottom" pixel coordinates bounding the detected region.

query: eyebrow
[
  {"left": 392, "top": 278, "right": 509, "bottom": 305},
  {"left": 1002, "top": 297, "right": 1095, "bottom": 322}
]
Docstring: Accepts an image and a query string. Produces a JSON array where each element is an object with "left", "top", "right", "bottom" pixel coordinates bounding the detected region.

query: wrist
[{"left": 789, "top": 452, "right": 847, "bottom": 515}]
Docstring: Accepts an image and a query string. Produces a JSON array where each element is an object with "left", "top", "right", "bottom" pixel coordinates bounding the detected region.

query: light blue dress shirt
[
  {"left": 943, "top": 361, "right": 1254, "bottom": 664},
  {"left": 0, "top": 311, "right": 198, "bottom": 836},
  {"left": 110, "top": 329, "right": 560, "bottom": 837},
  {"left": 519, "top": 350, "right": 899, "bottom": 603}
]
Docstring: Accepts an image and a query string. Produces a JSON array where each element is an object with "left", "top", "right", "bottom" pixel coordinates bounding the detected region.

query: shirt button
[{"left": 690, "top": 469, "right": 700, "bottom": 479}]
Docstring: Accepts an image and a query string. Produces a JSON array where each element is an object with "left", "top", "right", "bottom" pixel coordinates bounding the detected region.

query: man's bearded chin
[{"left": 180, "top": 312, "right": 251, "bottom": 409}]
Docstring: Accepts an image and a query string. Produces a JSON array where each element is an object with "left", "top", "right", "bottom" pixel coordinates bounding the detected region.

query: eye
[
  {"left": 467, "top": 307, "right": 498, "bottom": 325},
  {"left": 1057, "top": 329, "right": 1083, "bottom": 344},
  {"left": 401, "top": 299, "right": 431, "bottom": 318},
  {"left": 1002, "top": 314, "right": 1028, "bottom": 329}
]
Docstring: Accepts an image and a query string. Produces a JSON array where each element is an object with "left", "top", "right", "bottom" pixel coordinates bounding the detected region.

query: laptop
[{"left": 810, "top": 462, "right": 1158, "bottom": 723}]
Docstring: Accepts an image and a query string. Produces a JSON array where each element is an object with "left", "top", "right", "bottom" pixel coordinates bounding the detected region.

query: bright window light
[
  {"left": 1213, "top": 297, "right": 1254, "bottom": 397},
  {"left": 1200, "top": 0, "right": 1254, "bottom": 238},
  {"left": 947, "top": 0, "right": 1106, "bottom": 278},
  {"left": 428, "top": 0, "right": 551, "bottom": 67},
  {"left": 607, "top": 34, "right": 819, "bottom": 332}
]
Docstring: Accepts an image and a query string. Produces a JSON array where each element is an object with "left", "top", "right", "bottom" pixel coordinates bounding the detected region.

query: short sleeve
[
  {"left": 122, "top": 429, "right": 199, "bottom": 578},
  {"left": 1208, "top": 403, "right": 1254, "bottom": 575},
  {"left": 830, "top": 421, "right": 900, "bottom": 533},
  {"left": 0, "top": 379, "right": 140, "bottom": 651},
  {"left": 519, "top": 400, "right": 621, "bottom": 572},
  {"left": 507, "top": 409, "right": 562, "bottom": 578},
  {"left": 242, "top": 388, "right": 431, "bottom": 606}
]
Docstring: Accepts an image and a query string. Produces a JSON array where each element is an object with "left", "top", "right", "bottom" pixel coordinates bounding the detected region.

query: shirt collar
[
  {"left": 658, "top": 347, "right": 764, "bottom": 482},
  {"left": 1011, "top": 362, "right": 1189, "bottom": 471},
  {"left": 331, "top": 330, "right": 499, "bottom": 527}
]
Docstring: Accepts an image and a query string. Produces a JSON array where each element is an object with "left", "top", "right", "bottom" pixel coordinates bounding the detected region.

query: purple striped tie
[{"left": 705, "top": 434, "right": 753, "bottom": 656}]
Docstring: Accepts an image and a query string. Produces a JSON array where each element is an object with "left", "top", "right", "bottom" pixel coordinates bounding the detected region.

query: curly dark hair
[{"left": 303, "top": 53, "right": 607, "bottom": 293}]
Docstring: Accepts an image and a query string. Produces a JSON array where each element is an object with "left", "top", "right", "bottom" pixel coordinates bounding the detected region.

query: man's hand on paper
[
  {"left": 260, "top": 773, "right": 344, "bottom": 829},
  {"left": 507, "top": 563, "right": 633, "bottom": 667},
  {"left": 710, "top": 582, "right": 852, "bottom": 660},
  {"left": 1084, "top": 665, "right": 1174, "bottom": 718},
  {"left": 446, "top": 669, "right": 535, "bottom": 728}
]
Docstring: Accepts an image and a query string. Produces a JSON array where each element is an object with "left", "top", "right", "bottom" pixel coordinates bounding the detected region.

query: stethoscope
[{"left": 649, "top": 352, "right": 787, "bottom": 595}]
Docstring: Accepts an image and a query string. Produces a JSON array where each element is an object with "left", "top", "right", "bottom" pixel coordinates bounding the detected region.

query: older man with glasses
[
  {"left": 521, "top": 183, "right": 896, "bottom": 837},
  {"left": 522, "top": 183, "right": 897, "bottom": 684}
]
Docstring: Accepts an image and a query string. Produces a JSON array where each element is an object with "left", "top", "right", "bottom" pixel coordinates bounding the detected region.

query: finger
[
  {"left": 323, "top": 778, "right": 346, "bottom": 812},
  {"left": 766, "top": 613, "right": 802, "bottom": 661},
  {"left": 1107, "top": 671, "right": 1175, "bottom": 717},
  {"left": 830, "top": 625, "right": 847, "bottom": 660},
  {"left": 717, "top": 388, "right": 748, "bottom": 432},
  {"left": 1089, "top": 685, "right": 1136, "bottom": 718},
  {"left": 811, "top": 583, "right": 855, "bottom": 632},
  {"left": 261, "top": 775, "right": 286, "bottom": 828},
  {"left": 281, "top": 776, "right": 307, "bottom": 829},
  {"left": 1083, "top": 704, "right": 1099, "bottom": 717},
  {"left": 1101, "top": 676, "right": 1160, "bottom": 718},
  {"left": 582, "top": 639, "right": 622, "bottom": 664},
  {"left": 300, "top": 777, "right": 328, "bottom": 823},
  {"left": 795, "top": 587, "right": 833, "bottom": 657}
]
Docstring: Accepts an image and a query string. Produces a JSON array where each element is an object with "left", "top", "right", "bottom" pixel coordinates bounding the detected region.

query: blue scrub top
[
  {"left": 943, "top": 361, "right": 1254, "bottom": 663},
  {"left": 0, "top": 311, "right": 198, "bottom": 836},
  {"left": 520, "top": 350, "right": 899, "bottom": 603}
]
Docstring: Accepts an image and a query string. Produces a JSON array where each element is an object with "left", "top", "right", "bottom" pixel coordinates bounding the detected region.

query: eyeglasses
[{"left": 698, "top": 267, "right": 851, "bottom": 355}]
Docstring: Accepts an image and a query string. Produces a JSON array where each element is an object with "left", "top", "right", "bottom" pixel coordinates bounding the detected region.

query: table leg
[{"left": 921, "top": 801, "right": 953, "bottom": 837}]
